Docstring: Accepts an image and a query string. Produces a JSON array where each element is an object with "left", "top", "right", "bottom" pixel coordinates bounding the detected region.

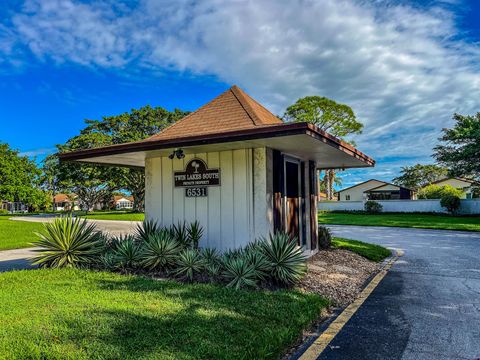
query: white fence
[{"left": 318, "top": 199, "right": 480, "bottom": 214}]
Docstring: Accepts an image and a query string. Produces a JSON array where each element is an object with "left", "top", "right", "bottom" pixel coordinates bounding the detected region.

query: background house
[
  {"left": 429, "top": 177, "right": 478, "bottom": 199},
  {"left": 112, "top": 195, "right": 134, "bottom": 210},
  {"left": 1, "top": 201, "right": 27, "bottom": 213},
  {"left": 53, "top": 194, "right": 79, "bottom": 211},
  {"left": 337, "top": 179, "right": 416, "bottom": 201}
]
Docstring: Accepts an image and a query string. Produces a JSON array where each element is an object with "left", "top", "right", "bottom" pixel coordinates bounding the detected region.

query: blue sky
[{"left": 1, "top": 0, "right": 479, "bottom": 189}]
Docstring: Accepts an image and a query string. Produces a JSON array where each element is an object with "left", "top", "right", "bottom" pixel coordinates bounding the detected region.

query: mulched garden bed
[{"left": 300, "top": 248, "right": 381, "bottom": 306}]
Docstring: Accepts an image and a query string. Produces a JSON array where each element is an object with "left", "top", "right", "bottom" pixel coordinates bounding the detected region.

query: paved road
[
  {"left": 320, "top": 225, "right": 480, "bottom": 360},
  {"left": 0, "top": 248, "right": 38, "bottom": 272},
  {"left": 12, "top": 216, "right": 140, "bottom": 236}
]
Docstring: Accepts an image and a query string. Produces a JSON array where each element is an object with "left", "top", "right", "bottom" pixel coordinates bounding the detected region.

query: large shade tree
[
  {"left": 434, "top": 113, "right": 480, "bottom": 179},
  {"left": 0, "top": 143, "right": 49, "bottom": 211},
  {"left": 392, "top": 164, "right": 448, "bottom": 190},
  {"left": 283, "top": 96, "right": 363, "bottom": 200},
  {"left": 58, "top": 105, "right": 188, "bottom": 211}
]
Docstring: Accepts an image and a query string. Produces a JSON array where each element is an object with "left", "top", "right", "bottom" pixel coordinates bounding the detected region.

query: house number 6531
[{"left": 185, "top": 187, "right": 208, "bottom": 197}]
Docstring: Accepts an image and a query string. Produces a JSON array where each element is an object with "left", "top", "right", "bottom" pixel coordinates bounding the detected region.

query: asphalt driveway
[{"left": 320, "top": 225, "right": 480, "bottom": 360}]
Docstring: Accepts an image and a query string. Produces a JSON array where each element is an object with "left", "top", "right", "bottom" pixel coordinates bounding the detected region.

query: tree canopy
[
  {"left": 392, "top": 164, "right": 448, "bottom": 190},
  {"left": 434, "top": 112, "right": 480, "bottom": 179},
  {"left": 283, "top": 96, "right": 363, "bottom": 200},
  {"left": 283, "top": 96, "right": 363, "bottom": 139},
  {"left": 417, "top": 184, "right": 464, "bottom": 200},
  {"left": 0, "top": 143, "right": 49, "bottom": 210},
  {"left": 56, "top": 105, "right": 189, "bottom": 211}
]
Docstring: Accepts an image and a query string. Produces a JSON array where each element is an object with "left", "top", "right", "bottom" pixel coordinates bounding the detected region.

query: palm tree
[{"left": 319, "top": 169, "right": 343, "bottom": 200}]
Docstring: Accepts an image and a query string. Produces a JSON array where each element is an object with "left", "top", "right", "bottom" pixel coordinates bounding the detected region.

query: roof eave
[{"left": 58, "top": 122, "right": 375, "bottom": 167}]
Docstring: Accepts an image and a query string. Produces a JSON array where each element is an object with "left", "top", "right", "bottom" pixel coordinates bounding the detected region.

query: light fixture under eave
[{"left": 168, "top": 148, "right": 185, "bottom": 160}]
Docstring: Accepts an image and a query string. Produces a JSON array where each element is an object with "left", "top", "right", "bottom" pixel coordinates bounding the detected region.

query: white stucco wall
[
  {"left": 145, "top": 147, "right": 273, "bottom": 251},
  {"left": 338, "top": 180, "right": 385, "bottom": 201},
  {"left": 318, "top": 199, "right": 480, "bottom": 214}
]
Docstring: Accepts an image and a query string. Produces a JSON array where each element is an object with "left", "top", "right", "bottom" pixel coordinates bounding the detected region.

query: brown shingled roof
[
  {"left": 147, "top": 85, "right": 283, "bottom": 141},
  {"left": 58, "top": 85, "right": 375, "bottom": 169}
]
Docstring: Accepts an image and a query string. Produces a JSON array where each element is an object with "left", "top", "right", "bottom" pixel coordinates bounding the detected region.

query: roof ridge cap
[
  {"left": 145, "top": 87, "right": 233, "bottom": 140},
  {"left": 230, "top": 85, "right": 263, "bottom": 126}
]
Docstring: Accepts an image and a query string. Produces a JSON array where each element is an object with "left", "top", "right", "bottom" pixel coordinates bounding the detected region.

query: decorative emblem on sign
[{"left": 174, "top": 158, "right": 220, "bottom": 187}]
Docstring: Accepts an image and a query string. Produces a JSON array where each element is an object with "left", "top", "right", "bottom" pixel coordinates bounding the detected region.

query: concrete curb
[{"left": 290, "top": 248, "right": 403, "bottom": 360}]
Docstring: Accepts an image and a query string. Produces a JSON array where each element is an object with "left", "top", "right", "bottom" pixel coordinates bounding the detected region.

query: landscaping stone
[{"left": 300, "top": 249, "right": 380, "bottom": 306}]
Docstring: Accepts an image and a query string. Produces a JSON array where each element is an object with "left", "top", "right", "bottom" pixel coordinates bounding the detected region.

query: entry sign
[{"left": 174, "top": 159, "right": 220, "bottom": 188}]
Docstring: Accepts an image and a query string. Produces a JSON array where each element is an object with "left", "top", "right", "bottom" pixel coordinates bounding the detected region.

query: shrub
[
  {"left": 318, "top": 225, "right": 332, "bottom": 249},
  {"left": 135, "top": 219, "right": 161, "bottom": 243},
  {"left": 174, "top": 249, "right": 205, "bottom": 281},
  {"left": 364, "top": 200, "right": 383, "bottom": 214},
  {"left": 105, "top": 234, "right": 123, "bottom": 251},
  {"left": 170, "top": 222, "right": 189, "bottom": 248},
  {"left": 205, "top": 261, "right": 222, "bottom": 278},
  {"left": 222, "top": 247, "right": 246, "bottom": 261},
  {"left": 418, "top": 184, "right": 463, "bottom": 199},
  {"left": 200, "top": 248, "right": 222, "bottom": 279},
  {"left": 31, "top": 216, "right": 104, "bottom": 269},
  {"left": 187, "top": 220, "right": 204, "bottom": 249},
  {"left": 100, "top": 251, "right": 118, "bottom": 271},
  {"left": 201, "top": 248, "right": 220, "bottom": 263},
  {"left": 259, "top": 233, "right": 307, "bottom": 286},
  {"left": 244, "top": 249, "right": 271, "bottom": 281},
  {"left": 440, "top": 194, "right": 461, "bottom": 213},
  {"left": 141, "top": 230, "right": 181, "bottom": 271},
  {"left": 112, "top": 235, "right": 142, "bottom": 270},
  {"left": 0, "top": 209, "right": 8, "bottom": 215},
  {"left": 222, "top": 256, "right": 258, "bottom": 289}
]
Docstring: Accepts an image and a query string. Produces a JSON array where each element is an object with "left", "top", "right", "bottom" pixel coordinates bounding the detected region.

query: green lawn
[
  {"left": 79, "top": 211, "right": 145, "bottom": 222},
  {"left": 319, "top": 212, "right": 480, "bottom": 232},
  {"left": 0, "top": 269, "right": 327, "bottom": 359},
  {"left": 332, "top": 238, "right": 391, "bottom": 262},
  {"left": 0, "top": 216, "right": 43, "bottom": 250},
  {"left": 0, "top": 213, "right": 143, "bottom": 251}
]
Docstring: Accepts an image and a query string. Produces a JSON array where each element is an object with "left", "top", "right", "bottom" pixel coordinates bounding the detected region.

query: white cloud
[
  {"left": 2, "top": 0, "right": 480, "bottom": 179},
  {"left": 19, "top": 147, "right": 56, "bottom": 158}
]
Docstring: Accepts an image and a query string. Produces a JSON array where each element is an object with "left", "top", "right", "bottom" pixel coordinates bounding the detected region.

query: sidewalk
[{"left": 0, "top": 247, "right": 37, "bottom": 272}]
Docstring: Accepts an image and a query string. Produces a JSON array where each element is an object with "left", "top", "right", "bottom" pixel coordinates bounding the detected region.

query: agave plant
[
  {"left": 141, "top": 230, "right": 181, "bottom": 271},
  {"left": 223, "top": 247, "right": 246, "bottom": 261},
  {"left": 31, "top": 216, "right": 104, "bottom": 269},
  {"left": 222, "top": 256, "right": 258, "bottom": 290},
  {"left": 112, "top": 235, "right": 142, "bottom": 270},
  {"left": 201, "top": 248, "right": 221, "bottom": 279},
  {"left": 135, "top": 219, "right": 161, "bottom": 243},
  {"left": 201, "top": 248, "right": 220, "bottom": 263},
  {"left": 260, "top": 232, "right": 307, "bottom": 286},
  {"left": 105, "top": 233, "right": 123, "bottom": 250},
  {"left": 100, "top": 251, "right": 118, "bottom": 271},
  {"left": 205, "top": 262, "right": 222, "bottom": 278},
  {"left": 170, "top": 222, "right": 189, "bottom": 248},
  {"left": 318, "top": 225, "right": 332, "bottom": 249},
  {"left": 244, "top": 239, "right": 263, "bottom": 253},
  {"left": 244, "top": 249, "right": 271, "bottom": 281},
  {"left": 174, "top": 249, "right": 205, "bottom": 281},
  {"left": 187, "top": 221, "right": 204, "bottom": 249}
]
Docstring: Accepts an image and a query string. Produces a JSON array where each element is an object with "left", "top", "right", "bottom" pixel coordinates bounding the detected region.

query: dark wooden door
[{"left": 285, "top": 161, "right": 300, "bottom": 244}]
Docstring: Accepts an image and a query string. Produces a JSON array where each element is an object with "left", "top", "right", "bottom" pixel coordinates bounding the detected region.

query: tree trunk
[
  {"left": 123, "top": 170, "right": 145, "bottom": 213},
  {"left": 324, "top": 169, "right": 336, "bottom": 200},
  {"left": 132, "top": 188, "right": 145, "bottom": 212}
]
